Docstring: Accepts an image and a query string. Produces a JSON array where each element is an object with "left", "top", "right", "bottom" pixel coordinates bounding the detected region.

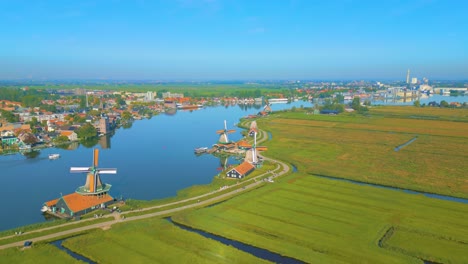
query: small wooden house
[
  {"left": 44, "top": 193, "right": 114, "bottom": 217},
  {"left": 226, "top": 161, "right": 255, "bottom": 179}
]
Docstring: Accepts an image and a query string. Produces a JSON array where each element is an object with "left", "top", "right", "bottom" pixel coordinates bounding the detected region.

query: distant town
[{"left": 1, "top": 78, "right": 467, "bottom": 154}]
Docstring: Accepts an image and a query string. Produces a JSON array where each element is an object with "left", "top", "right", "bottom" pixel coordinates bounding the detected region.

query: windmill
[
  {"left": 70, "top": 148, "right": 117, "bottom": 195},
  {"left": 249, "top": 121, "right": 258, "bottom": 137},
  {"left": 216, "top": 120, "right": 236, "bottom": 144},
  {"left": 263, "top": 98, "right": 272, "bottom": 113},
  {"left": 244, "top": 131, "right": 258, "bottom": 164}
]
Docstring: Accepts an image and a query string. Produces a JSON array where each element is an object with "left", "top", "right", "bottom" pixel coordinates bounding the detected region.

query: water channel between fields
[
  {"left": 166, "top": 218, "right": 305, "bottom": 264},
  {"left": 311, "top": 173, "right": 468, "bottom": 204},
  {"left": 50, "top": 239, "right": 96, "bottom": 264}
]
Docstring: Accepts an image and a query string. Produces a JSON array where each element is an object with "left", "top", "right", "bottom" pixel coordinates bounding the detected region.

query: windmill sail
[{"left": 71, "top": 148, "right": 117, "bottom": 195}]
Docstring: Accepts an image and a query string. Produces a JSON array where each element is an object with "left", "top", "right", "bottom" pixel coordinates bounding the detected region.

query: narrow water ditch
[
  {"left": 167, "top": 218, "right": 305, "bottom": 264},
  {"left": 292, "top": 164, "right": 298, "bottom": 173},
  {"left": 312, "top": 173, "right": 468, "bottom": 204},
  {"left": 394, "top": 136, "right": 418, "bottom": 151},
  {"left": 50, "top": 238, "right": 96, "bottom": 264},
  {"left": 267, "top": 131, "right": 272, "bottom": 140}
]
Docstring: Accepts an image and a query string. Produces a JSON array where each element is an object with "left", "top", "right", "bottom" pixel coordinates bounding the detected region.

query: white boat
[
  {"left": 194, "top": 147, "right": 208, "bottom": 154},
  {"left": 49, "top": 154, "right": 60, "bottom": 159},
  {"left": 268, "top": 98, "right": 288, "bottom": 104},
  {"left": 41, "top": 205, "right": 49, "bottom": 213}
]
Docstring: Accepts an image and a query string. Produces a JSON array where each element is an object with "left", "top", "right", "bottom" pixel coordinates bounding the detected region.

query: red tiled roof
[
  {"left": 61, "top": 131, "right": 73, "bottom": 136},
  {"left": 235, "top": 161, "right": 255, "bottom": 175},
  {"left": 237, "top": 140, "right": 252, "bottom": 148},
  {"left": 45, "top": 198, "right": 59, "bottom": 207},
  {"left": 62, "top": 192, "right": 113, "bottom": 212}
]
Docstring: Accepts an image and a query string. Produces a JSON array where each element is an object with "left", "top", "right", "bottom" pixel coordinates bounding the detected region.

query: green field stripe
[{"left": 383, "top": 227, "right": 468, "bottom": 263}]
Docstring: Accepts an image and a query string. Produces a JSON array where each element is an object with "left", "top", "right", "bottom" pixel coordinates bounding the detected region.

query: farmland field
[
  {"left": 0, "top": 244, "right": 81, "bottom": 263},
  {"left": 171, "top": 106, "right": 468, "bottom": 263},
  {"left": 173, "top": 171, "right": 468, "bottom": 263},
  {"left": 262, "top": 106, "right": 468, "bottom": 198},
  {"left": 62, "top": 218, "right": 269, "bottom": 263}
]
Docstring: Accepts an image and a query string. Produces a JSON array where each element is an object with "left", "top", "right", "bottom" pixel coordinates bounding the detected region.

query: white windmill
[
  {"left": 216, "top": 120, "right": 236, "bottom": 144},
  {"left": 70, "top": 148, "right": 117, "bottom": 195},
  {"left": 245, "top": 131, "right": 258, "bottom": 164}
]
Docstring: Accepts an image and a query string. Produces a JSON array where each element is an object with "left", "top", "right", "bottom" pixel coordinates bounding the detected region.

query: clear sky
[{"left": 1, "top": 0, "right": 467, "bottom": 80}]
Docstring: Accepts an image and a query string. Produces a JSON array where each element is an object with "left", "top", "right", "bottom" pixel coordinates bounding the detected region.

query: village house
[
  {"left": 226, "top": 161, "right": 255, "bottom": 179},
  {"left": 60, "top": 131, "right": 78, "bottom": 141},
  {"left": 44, "top": 192, "right": 114, "bottom": 217}
]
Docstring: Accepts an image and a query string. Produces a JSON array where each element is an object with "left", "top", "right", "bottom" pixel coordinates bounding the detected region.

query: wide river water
[
  {"left": 0, "top": 101, "right": 310, "bottom": 231},
  {"left": 0, "top": 94, "right": 466, "bottom": 231}
]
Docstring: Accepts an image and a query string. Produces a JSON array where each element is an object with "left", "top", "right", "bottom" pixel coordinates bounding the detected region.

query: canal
[{"left": 0, "top": 102, "right": 309, "bottom": 231}]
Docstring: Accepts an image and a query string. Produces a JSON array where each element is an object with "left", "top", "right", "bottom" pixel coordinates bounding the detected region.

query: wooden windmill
[
  {"left": 216, "top": 120, "right": 236, "bottom": 144},
  {"left": 70, "top": 149, "right": 117, "bottom": 195}
]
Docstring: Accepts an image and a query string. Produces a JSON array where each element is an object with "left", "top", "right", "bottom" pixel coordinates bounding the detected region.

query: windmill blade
[
  {"left": 70, "top": 167, "right": 91, "bottom": 173},
  {"left": 93, "top": 148, "right": 99, "bottom": 167},
  {"left": 216, "top": 129, "right": 225, "bottom": 134},
  {"left": 98, "top": 168, "right": 117, "bottom": 174},
  {"left": 224, "top": 120, "right": 227, "bottom": 130},
  {"left": 226, "top": 130, "right": 236, "bottom": 134}
]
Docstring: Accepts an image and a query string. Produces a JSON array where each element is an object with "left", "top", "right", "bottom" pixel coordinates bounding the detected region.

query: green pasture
[
  {"left": 260, "top": 107, "right": 468, "bottom": 198},
  {"left": 62, "top": 218, "right": 269, "bottom": 264},
  {"left": 173, "top": 172, "right": 468, "bottom": 263},
  {"left": 0, "top": 244, "right": 81, "bottom": 264},
  {"left": 0, "top": 217, "right": 112, "bottom": 246}
]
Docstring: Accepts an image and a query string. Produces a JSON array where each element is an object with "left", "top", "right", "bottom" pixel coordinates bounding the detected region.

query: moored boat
[
  {"left": 194, "top": 147, "right": 208, "bottom": 154},
  {"left": 49, "top": 154, "right": 60, "bottom": 159}
]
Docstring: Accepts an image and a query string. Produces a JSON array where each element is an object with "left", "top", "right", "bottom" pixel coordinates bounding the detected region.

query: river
[
  {"left": 1, "top": 94, "right": 466, "bottom": 231},
  {"left": 0, "top": 102, "right": 308, "bottom": 231}
]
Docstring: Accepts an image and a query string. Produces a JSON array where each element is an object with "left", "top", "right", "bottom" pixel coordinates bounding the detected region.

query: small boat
[
  {"left": 49, "top": 154, "right": 60, "bottom": 159},
  {"left": 194, "top": 147, "right": 208, "bottom": 154},
  {"left": 41, "top": 205, "right": 49, "bottom": 212}
]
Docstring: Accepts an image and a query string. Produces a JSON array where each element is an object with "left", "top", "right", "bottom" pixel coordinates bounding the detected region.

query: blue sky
[{"left": 1, "top": 0, "right": 467, "bottom": 80}]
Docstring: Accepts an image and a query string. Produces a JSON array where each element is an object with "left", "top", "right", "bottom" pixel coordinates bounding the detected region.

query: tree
[
  {"left": 54, "top": 135, "right": 70, "bottom": 144},
  {"left": 413, "top": 100, "right": 421, "bottom": 107},
  {"left": 440, "top": 100, "right": 449, "bottom": 108},
  {"left": 76, "top": 123, "right": 97, "bottom": 139},
  {"left": 334, "top": 94, "right": 344, "bottom": 104},
  {"left": 122, "top": 111, "right": 132, "bottom": 120},
  {"left": 351, "top": 97, "right": 361, "bottom": 110}
]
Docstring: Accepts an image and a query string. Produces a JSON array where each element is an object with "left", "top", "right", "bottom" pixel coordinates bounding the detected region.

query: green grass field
[
  {"left": 173, "top": 171, "right": 468, "bottom": 263},
  {"left": 0, "top": 244, "right": 81, "bottom": 263},
  {"left": 262, "top": 106, "right": 468, "bottom": 198},
  {"left": 62, "top": 218, "right": 269, "bottom": 264}
]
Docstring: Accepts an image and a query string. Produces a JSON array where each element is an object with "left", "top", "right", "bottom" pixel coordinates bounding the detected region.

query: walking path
[{"left": 0, "top": 123, "right": 290, "bottom": 250}]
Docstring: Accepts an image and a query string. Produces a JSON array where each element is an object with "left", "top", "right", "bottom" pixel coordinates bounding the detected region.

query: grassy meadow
[
  {"left": 172, "top": 171, "right": 468, "bottom": 263},
  {"left": 262, "top": 106, "right": 468, "bottom": 198},
  {"left": 62, "top": 218, "right": 269, "bottom": 264},
  {"left": 0, "top": 244, "right": 81, "bottom": 264}
]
